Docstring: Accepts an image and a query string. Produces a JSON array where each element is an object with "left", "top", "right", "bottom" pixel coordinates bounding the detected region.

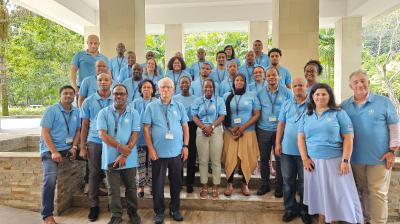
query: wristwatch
[
  {"left": 211, "top": 125, "right": 215, "bottom": 129},
  {"left": 342, "top": 159, "right": 349, "bottom": 163},
  {"left": 72, "top": 145, "right": 78, "bottom": 150},
  {"left": 388, "top": 149, "right": 396, "bottom": 154}
]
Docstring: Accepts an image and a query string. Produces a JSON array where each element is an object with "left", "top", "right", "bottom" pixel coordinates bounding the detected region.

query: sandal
[
  {"left": 224, "top": 183, "right": 234, "bottom": 196},
  {"left": 211, "top": 186, "right": 219, "bottom": 200},
  {"left": 241, "top": 183, "right": 250, "bottom": 196},
  {"left": 199, "top": 186, "right": 208, "bottom": 199}
]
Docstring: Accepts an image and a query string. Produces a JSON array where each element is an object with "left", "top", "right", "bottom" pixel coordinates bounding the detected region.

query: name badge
[
  {"left": 234, "top": 118, "right": 241, "bottom": 124},
  {"left": 65, "top": 137, "right": 73, "bottom": 145},
  {"left": 165, "top": 131, "right": 174, "bottom": 140},
  {"left": 269, "top": 116, "right": 277, "bottom": 122}
]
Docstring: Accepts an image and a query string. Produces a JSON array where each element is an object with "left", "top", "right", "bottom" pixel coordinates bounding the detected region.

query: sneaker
[
  {"left": 107, "top": 216, "right": 123, "bottom": 224},
  {"left": 274, "top": 188, "right": 283, "bottom": 198},
  {"left": 282, "top": 210, "right": 298, "bottom": 222},
  {"left": 154, "top": 213, "right": 164, "bottom": 224},
  {"left": 186, "top": 185, "right": 194, "bottom": 193},
  {"left": 169, "top": 210, "right": 183, "bottom": 221},
  {"left": 256, "top": 185, "right": 270, "bottom": 195},
  {"left": 88, "top": 206, "right": 99, "bottom": 222},
  {"left": 300, "top": 210, "right": 312, "bottom": 224},
  {"left": 128, "top": 211, "right": 141, "bottom": 224}
]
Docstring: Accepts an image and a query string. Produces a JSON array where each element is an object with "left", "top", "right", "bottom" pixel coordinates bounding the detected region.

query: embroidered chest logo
[
  {"left": 124, "top": 118, "right": 130, "bottom": 123},
  {"left": 368, "top": 109, "right": 374, "bottom": 115},
  {"left": 173, "top": 110, "right": 178, "bottom": 116}
]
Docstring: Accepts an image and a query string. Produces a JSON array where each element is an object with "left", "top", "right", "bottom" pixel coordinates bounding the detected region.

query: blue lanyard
[
  {"left": 233, "top": 94, "right": 242, "bottom": 116},
  {"left": 112, "top": 110, "right": 123, "bottom": 137},
  {"left": 173, "top": 72, "right": 182, "bottom": 92},
  {"left": 202, "top": 96, "right": 218, "bottom": 119},
  {"left": 161, "top": 103, "right": 171, "bottom": 131},
  {"left": 267, "top": 88, "right": 279, "bottom": 114},
  {"left": 294, "top": 101, "right": 306, "bottom": 123},
  {"left": 217, "top": 70, "right": 226, "bottom": 83},
  {"left": 59, "top": 105, "right": 72, "bottom": 136}
]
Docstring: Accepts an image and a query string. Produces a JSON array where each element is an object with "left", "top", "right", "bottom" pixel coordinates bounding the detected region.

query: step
[{"left": 72, "top": 186, "right": 284, "bottom": 212}]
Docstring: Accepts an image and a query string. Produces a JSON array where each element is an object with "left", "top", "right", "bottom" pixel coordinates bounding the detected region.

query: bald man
[
  {"left": 71, "top": 34, "right": 109, "bottom": 94},
  {"left": 275, "top": 77, "right": 311, "bottom": 223}
]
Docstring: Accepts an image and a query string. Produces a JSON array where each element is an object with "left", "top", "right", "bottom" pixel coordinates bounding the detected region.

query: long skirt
[{"left": 303, "top": 157, "right": 363, "bottom": 223}]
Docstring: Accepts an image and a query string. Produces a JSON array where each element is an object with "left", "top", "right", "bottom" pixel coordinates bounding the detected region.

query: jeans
[
  {"left": 40, "top": 150, "right": 69, "bottom": 220},
  {"left": 281, "top": 153, "right": 307, "bottom": 213}
]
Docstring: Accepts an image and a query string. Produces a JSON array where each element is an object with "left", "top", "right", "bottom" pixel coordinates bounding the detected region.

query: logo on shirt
[
  {"left": 124, "top": 118, "right": 130, "bottom": 123},
  {"left": 173, "top": 110, "right": 178, "bottom": 116},
  {"left": 326, "top": 117, "right": 333, "bottom": 122},
  {"left": 244, "top": 100, "right": 249, "bottom": 106},
  {"left": 368, "top": 109, "right": 374, "bottom": 115},
  {"left": 209, "top": 105, "right": 216, "bottom": 111},
  {"left": 278, "top": 96, "right": 283, "bottom": 101}
]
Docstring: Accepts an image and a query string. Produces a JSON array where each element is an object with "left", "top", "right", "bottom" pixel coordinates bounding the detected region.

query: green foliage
[
  {"left": 146, "top": 34, "right": 165, "bottom": 68},
  {"left": 8, "top": 106, "right": 46, "bottom": 116},
  {"left": 319, "top": 28, "right": 335, "bottom": 87}
]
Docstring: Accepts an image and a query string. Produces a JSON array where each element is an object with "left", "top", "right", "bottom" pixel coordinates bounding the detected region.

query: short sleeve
[
  {"left": 75, "top": 110, "right": 81, "bottom": 128},
  {"left": 298, "top": 114, "right": 306, "bottom": 134},
  {"left": 252, "top": 93, "right": 261, "bottom": 111},
  {"left": 142, "top": 104, "right": 153, "bottom": 125},
  {"left": 131, "top": 110, "right": 141, "bottom": 132},
  {"left": 71, "top": 52, "right": 80, "bottom": 67},
  {"left": 80, "top": 99, "right": 91, "bottom": 119},
  {"left": 278, "top": 100, "right": 290, "bottom": 122},
  {"left": 191, "top": 98, "right": 200, "bottom": 116},
  {"left": 217, "top": 97, "right": 227, "bottom": 115},
  {"left": 337, "top": 110, "right": 353, "bottom": 134},
  {"left": 40, "top": 107, "right": 54, "bottom": 129},
  {"left": 179, "top": 103, "right": 189, "bottom": 124},
  {"left": 285, "top": 69, "right": 292, "bottom": 85},
  {"left": 96, "top": 108, "right": 108, "bottom": 131},
  {"left": 385, "top": 98, "right": 399, "bottom": 125},
  {"left": 79, "top": 79, "right": 89, "bottom": 97}
]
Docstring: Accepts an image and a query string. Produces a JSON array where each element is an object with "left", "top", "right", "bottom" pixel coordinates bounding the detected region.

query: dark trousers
[
  {"left": 186, "top": 121, "right": 197, "bottom": 186},
  {"left": 87, "top": 142, "right": 102, "bottom": 207},
  {"left": 256, "top": 128, "right": 282, "bottom": 189},
  {"left": 281, "top": 153, "right": 307, "bottom": 213},
  {"left": 152, "top": 155, "right": 183, "bottom": 214}
]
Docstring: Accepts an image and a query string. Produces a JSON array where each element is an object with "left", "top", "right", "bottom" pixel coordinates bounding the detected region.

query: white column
[
  {"left": 334, "top": 17, "right": 362, "bottom": 102},
  {"left": 248, "top": 21, "right": 269, "bottom": 53},
  {"left": 272, "top": 0, "right": 319, "bottom": 77},
  {"left": 134, "top": 0, "right": 146, "bottom": 64},
  {"left": 165, "top": 24, "right": 183, "bottom": 68}
]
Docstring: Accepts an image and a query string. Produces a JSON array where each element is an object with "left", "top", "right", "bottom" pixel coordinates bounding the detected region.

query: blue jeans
[
  {"left": 40, "top": 150, "right": 68, "bottom": 219},
  {"left": 280, "top": 153, "right": 307, "bottom": 213}
]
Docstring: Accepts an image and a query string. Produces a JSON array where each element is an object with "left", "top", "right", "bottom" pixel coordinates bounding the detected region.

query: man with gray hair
[
  {"left": 341, "top": 70, "right": 399, "bottom": 224},
  {"left": 143, "top": 77, "right": 189, "bottom": 224}
]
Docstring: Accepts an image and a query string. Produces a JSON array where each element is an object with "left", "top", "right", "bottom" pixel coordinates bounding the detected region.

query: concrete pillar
[
  {"left": 99, "top": 0, "right": 145, "bottom": 58},
  {"left": 272, "top": 0, "right": 319, "bottom": 77},
  {"left": 134, "top": 0, "right": 146, "bottom": 63},
  {"left": 334, "top": 17, "right": 362, "bottom": 102},
  {"left": 165, "top": 24, "right": 184, "bottom": 68},
  {"left": 248, "top": 21, "right": 269, "bottom": 53}
]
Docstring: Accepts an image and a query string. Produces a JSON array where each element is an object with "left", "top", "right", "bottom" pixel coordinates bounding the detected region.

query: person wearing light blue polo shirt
[
  {"left": 80, "top": 72, "right": 113, "bottom": 222},
  {"left": 239, "top": 50, "right": 257, "bottom": 85},
  {"left": 142, "top": 58, "right": 162, "bottom": 85},
  {"left": 166, "top": 56, "right": 191, "bottom": 95},
  {"left": 110, "top": 43, "right": 128, "bottom": 82},
  {"left": 117, "top": 51, "right": 136, "bottom": 83},
  {"left": 256, "top": 67, "right": 292, "bottom": 197},
  {"left": 189, "top": 48, "right": 215, "bottom": 81},
  {"left": 248, "top": 66, "right": 267, "bottom": 94},
  {"left": 298, "top": 83, "right": 363, "bottom": 224},
  {"left": 253, "top": 40, "right": 270, "bottom": 69},
  {"left": 192, "top": 78, "right": 226, "bottom": 200},
  {"left": 190, "top": 62, "right": 220, "bottom": 97},
  {"left": 304, "top": 60, "right": 323, "bottom": 94},
  {"left": 275, "top": 77, "right": 311, "bottom": 223},
  {"left": 71, "top": 34, "right": 109, "bottom": 92},
  {"left": 78, "top": 60, "right": 116, "bottom": 107},
  {"left": 40, "top": 85, "right": 80, "bottom": 224},
  {"left": 143, "top": 78, "right": 189, "bottom": 223},
  {"left": 341, "top": 70, "right": 399, "bottom": 224},
  {"left": 97, "top": 84, "right": 141, "bottom": 224},
  {"left": 141, "top": 51, "right": 164, "bottom": 77},
  {"left": 219, "top": 61, "right": 238, "bottom": 97},
  {"left": 224, "top": 45, "right": 241, "bottom": 68},
  {"left": 268, "top": 48, "right": 292, "bottom": 89},
  {"left": 210, "top": 51, "right": 228, "bottom": 85},
  {"left": 123, "top": 63, "right": 143, "bottom": 102}
]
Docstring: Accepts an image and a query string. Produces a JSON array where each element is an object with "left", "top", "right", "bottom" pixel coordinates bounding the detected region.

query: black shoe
[
  {"left": 282, "top": 210, "right": 298, "bottom": 222},
  {"left": 300, "top": 210, "right": 312, "bottom": 224},
  {"left": 88, "top": 206, "right": 99, "bottom": 222},
  {"left": 186, "top": 185, "right": 194, "bottom": 193},
  {"left": 256, "top": 185, "right": 270, "bottom": 195},
  {"left": 169, "top": 210, "right": 183, "bottom": 221},
  {"left": 138, "top": 191, "right": 144, "bottom": 198},
  {"left": 107, "top": 216, "right": 123, "bottom": 224},
  {"left": 274, "top": 188, "right": 283, "bottom": 198},
  {"left": 154, "top": 213, "right": 164, "bottom": 224},
  {"left": 128, "top": 211, "right": 141, "bottom": 224}
]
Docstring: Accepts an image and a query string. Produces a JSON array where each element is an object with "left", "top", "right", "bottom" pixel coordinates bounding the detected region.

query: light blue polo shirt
[
  {"left": 39, "top": 103, "right": 81, "bottom": 154},
  {"left": 166, "top": 71, "right": 192, "bottom": 95},
  {"left": 97, "top": 105, "right": 141, "bottom": 170},
  {"left": 210, "top": 68, "right": 228, "bottom": 85},
  {"left": 190, "top": 61, "right": 215, "bottom": 81},
  {"left": 79, "top": 76, "right": 117, "bottom": 98},
  {"left": 341, "top": 93, "right": 399, "bottom": 165},
  {"left": 266, "top": 65, "right": 292, "bottom": 87},
  {"left": 118, "top": 65, "right": 132, "bottom": 83},
  {"left": 278, "top": 99, "right": 307, "bottom": 156},
  {"left": 223, "top": 91, "right": 260, "bottom": 131},
  {"left": 173, "top": 94, "right": 197, "bottom": 122},
  {"left": 226, "top": 58, "right": 241, "bottom": 68},
  {"left": 132, "top": 97, "right": 156, "bottom": 146},
  {"left": 190, "top": 78, "right": 220, "bottom": 97},
  {"left": 122, "top": 78, "right": 142, "bottom": 102},
  {"left": 298, "top": 109, "right": 353, "bottom": 159},
  {"left": 110, "top": 56, "right": 128, "bottom": 82},
  {"left": 219, "top": 78, "right": 234, "bottom": 97},
  {"left": 142, "top": 73, "right": 162, "bottom": 84},
  {"left": 80, "top": 92, "right": 113, "bottom": 144},
  {"left": 166, "top": 69, "right": 191, "bottom": 79},
  {"left": 140, "top": 63, "right": 164, "bottom": 77},
  {"left": 257, "top": 86, "right": 293, "bottom": 131},
  {"left": 191, "top": 95, "right": 226, "bottom": 125},
  {"left": 71, "top": 51, "right": 109, "bottom": 87},
  {"left": 248, "top": 81, "right": 267, "bottom": 94},
  {"left": 255, "top": 53, "right": 270, "bottom": 69},
  {"left": 142, "top": 99, "right": 189, "bottom": 158},
  {"left": 239, "top": 64, "right": 256, "bottom": 85}
]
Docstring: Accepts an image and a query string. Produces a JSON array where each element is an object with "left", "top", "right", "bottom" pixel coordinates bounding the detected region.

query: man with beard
[
  {"left": 239, "top": 50, "right": 257, "bottom": 85},
  {"left": 267, "top": 48, "right": 292, "bottom": 89},
  {"left": 110, "top": 43, "right": 127, "bottom": 82},
  {"left": 123, "top": 63, "right": 143, "bottom": 102},
  {"left": 40, "top": 85, "right": 81, "bottom": 224},
  {"left": 219, "top": 61, "right": 239, "bottom": 96},
  {"left": 80, "top": 73, "right": 114, "bottom": 222},
  {"left": 190, "top": 48, "right": 215, "bottom": 81},
  {"left": 97, "top": 84, "right": 141, "bottom": 224},
  {"left": 117, "top": 51, "right": 137, "bottom": 82},
  {"left": 252, "top": 40, "right": 270, "bottom": 69},
  {"left": 210, "top": 51, "right": 228, "bottom": 85},
  {"left": 190, "top": 62, "right": 219, "bottom": 97}
]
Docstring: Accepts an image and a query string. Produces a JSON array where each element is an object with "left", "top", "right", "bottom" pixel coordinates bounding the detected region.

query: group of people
[{"left": 38, "top": 34, "right": 399, "bottom": 224}]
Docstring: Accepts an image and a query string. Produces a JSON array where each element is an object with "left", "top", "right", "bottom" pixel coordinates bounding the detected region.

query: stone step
[{"left": 72, "top": 186, "right": 284, "bottom": 212}]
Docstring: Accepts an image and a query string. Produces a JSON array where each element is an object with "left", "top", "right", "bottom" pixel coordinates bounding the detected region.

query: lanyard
[
  {"left": 246, "top": 65, "right": 253, "bottom": 78},
  {"left": 132, "top": 79, "right": 141, "bottom": 100},
  {"left": 59, "top": 107, "right": 72, "bottom": 136},
  {"left": 173, "top": 71, "right": 182, "bottom": 92},
  {"left": 142, "top": 98, "right": 152, "bottom": 113},
  {"left": 267, "top": 88, "right": 279, "bottom": 114},
  {"left": 217, "top": 69, "right": 226, "bottom": 83},
  {"left": 117, "top": 57, "right": 124, "bottom": 72},
  {"left": 202, "top": 97, "right": 217, "bottom": 120},
  {"left": 161, "top": 103, "right": 171, "bottom": 131},
  {"left": 295, "top": 101, "right": 306, "bottom": 123},
  {"left": 233, "top": 94, "right": 242, "bottom": 116},
  {"left": 256, "top": 55, "right": 263, "bottom": 65},
  {"left": 112, "top": 110, "right": 123, "bottom": 137},
  {"left": 255, "top": 81, "right": 266, "bottom": 92}
]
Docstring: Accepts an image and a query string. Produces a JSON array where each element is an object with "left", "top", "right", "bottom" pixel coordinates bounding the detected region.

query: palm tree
[{"left": 319, "top": 28, "right": 335, "bottom": 87}]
